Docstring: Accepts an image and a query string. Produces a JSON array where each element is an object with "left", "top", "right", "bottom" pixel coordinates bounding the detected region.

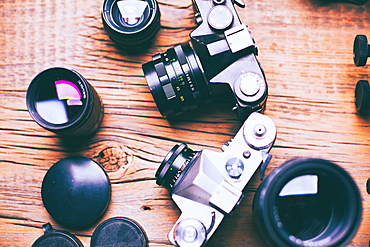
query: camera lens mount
[
  {"left": 102, "top": 0, "right": 160, "bottom": 49},
  {"left": 142, "top": 43, "right": 211, "bottom": 117},
  {"left": 253, "top": 158, "right": 362, "bottom": 247}
]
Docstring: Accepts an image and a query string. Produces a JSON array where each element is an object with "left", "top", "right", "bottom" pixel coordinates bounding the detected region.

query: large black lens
[
  {"left": 155, "top": 143, "right": 198, "bottom": 192},
  {"left": 102, "top": 0, "right": 160, "bottom": 49},
  {"left": 26, "top": 67, "right": 104, "bottom": 137},
  {"left": 253, "top": 158, "right": 362, "bottom": 247},
  {"left": 142, "top": 43, "right": 212, "bottom": 117}
]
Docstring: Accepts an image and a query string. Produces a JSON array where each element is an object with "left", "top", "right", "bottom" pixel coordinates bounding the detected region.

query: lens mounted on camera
[
  {"left": 155, "top": 143, "right": 199, "bottom": 192},
  {"left": 143, "top": 43, "right": 211, "bottom": 117}
]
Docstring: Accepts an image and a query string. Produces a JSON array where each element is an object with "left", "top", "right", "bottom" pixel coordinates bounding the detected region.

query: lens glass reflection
[
  {"left": 35, "top": 80, "right": 86, "bottom": 124},
  {"left": 276, "top": 175, "right": 334, "bottom": 240}
]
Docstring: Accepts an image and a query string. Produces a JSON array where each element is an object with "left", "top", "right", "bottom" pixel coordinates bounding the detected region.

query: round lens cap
[
  {"left": 355, "top": 80, "right": 370, "bottom": 114},
  {"left": 42, "top": 157, "right": 111, "bottom": 228},
  {"left": 32, "top": 223, "right": 83, "bottom": 247},
  {"left": 91, "top": 217, "right": 148, "bottom": 247}
]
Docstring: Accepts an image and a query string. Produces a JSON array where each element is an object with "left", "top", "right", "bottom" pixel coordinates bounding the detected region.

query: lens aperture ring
[{"left": 177, "top": 43, "right": 212, "bottom": 106}]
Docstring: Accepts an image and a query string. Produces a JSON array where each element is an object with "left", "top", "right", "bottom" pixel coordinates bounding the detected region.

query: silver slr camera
[{"left": 155, "top": 113, "right": 277, "bottom": 246}]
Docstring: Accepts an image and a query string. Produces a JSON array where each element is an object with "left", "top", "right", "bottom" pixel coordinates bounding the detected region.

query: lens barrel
[
  {"left": 155, "top": 143, "right": 198, "bottom": 192},
  {"left": 102, "top": 0, "right": 160, "bottom": 49},
  {"left": 26, "top": 67, "right": 104, "bottom": 137},
  {"left": 142, "top": 43, "right": 211, "bottom": 117},
  {"left": 253, "top": 158, "right": 362, "bottom": 247}
]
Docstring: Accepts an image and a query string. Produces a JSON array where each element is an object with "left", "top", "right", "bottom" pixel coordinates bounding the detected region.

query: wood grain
[{"left": 1, "top": 0, "right": 370, "bottom": 246}]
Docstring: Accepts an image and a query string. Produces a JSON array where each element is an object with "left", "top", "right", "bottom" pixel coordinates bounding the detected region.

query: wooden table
[{"left": 1, "top": 0, "right": 370, "bottom": 246}]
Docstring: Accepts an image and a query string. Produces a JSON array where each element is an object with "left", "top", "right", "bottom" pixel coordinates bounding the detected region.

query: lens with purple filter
[{"left": 26, "top": 67, "right": 104, "bottom": 137}]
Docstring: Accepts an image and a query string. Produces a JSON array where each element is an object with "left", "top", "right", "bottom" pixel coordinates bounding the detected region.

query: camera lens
[
  {"left": 26, "top": 67, "right": 103, "bottom": 137},
  {"left": 142, "top": 43, "right": 212, "bottom": 117},
  {"left": 155, "top": 143, "right": 199, "bottom": 191},
  {"left": 253, "top": 158, "right": 362, "bottom": 247},
  {"left": 102, "top": 0, "right": 160, "bottom": 49}
]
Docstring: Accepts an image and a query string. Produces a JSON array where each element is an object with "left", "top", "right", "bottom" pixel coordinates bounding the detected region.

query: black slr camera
[{"left": 142, "top": 0, "right": 268, "bottom": 120}]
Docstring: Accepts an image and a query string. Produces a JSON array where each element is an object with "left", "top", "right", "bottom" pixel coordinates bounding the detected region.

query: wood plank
[{"left": 1, "top": 0, "right": 370, "bottom": 246}]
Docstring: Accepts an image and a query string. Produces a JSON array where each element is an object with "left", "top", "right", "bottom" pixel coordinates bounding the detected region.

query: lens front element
[{"left": 253, "top": 158, "right": 362, "bottom": 247}]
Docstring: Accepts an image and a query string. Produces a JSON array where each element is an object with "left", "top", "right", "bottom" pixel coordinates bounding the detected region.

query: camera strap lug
[
  {"left": 232, "top": 0, "right": 245, "bottom": 8},
  {"left": 260, "top": 151, "right": 272, "bottom": 181}
]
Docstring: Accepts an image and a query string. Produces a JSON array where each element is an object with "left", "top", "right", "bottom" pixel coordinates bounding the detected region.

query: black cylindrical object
[
  {"left": 253, "top": 158, "right": 362, "bottom": 247},
  {"left": 32, "top": 223, "right": 83, "bottom": 247},
  {"left": 142, "top": 43, "right": 211, "bottom": 117},
  {"left": 42, "top": 157, "right": 111, "bottom": 228},
  {"left": 91, "top": 217, "right": 148, "bottom": 247},
  {"left": 102, "top": 0, "right": 160, "bottom": 49},
  {"left": 26, "top": 67, "right": 104, "bottom": 137}
]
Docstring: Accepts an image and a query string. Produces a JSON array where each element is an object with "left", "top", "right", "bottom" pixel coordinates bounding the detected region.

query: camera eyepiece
[
  {"left": 102, "top": 0, "right": 160, "bottom": 49},
  {"left": 155, "top": 143, "right": 199, "bottom": 191},
  {"left": 142, "top": 43, "right": 211, "bottom": 117},
  {"left": 26, "top": 67, "right": 104, "bottom": 137},
  {"left": 253, "top": 158, "right": 362, "bottom": 247}
]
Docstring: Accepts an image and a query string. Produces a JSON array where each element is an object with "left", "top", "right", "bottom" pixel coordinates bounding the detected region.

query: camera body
[
  {"left": 156, "top": 113, "right": 276, "bottom": 246},
  {"left": 142, "top": 0, "right": 267, "bottom": 120}
]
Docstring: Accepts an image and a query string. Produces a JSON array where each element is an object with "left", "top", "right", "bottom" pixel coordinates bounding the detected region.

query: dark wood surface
[{"left": 1, "top": 0, "right": 370, "bottom": 246}]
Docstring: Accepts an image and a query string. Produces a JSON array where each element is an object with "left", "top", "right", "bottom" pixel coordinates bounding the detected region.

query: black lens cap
[
  {"left": 32, "top": 223, "right": 83, "bottom": 247},
  {"left": 91, "top": 217, "right": 148, "bottom": 247},
  {"left": 355, "top": 80, "right": 370, "bottom": 114},
  {"left": 42, "top": 157, "right": 111, "bottom": 228},
  {"left": 354, "top": 35, "right": 369, "bottom": 66}
]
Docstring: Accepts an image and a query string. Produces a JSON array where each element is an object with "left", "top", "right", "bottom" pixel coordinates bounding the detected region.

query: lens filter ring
[
  {"left": 102, "top": 0, "right": 160, "bottom": 49},
  {"left": 253, "top": 158, "right": 362, "bottom": 247}
]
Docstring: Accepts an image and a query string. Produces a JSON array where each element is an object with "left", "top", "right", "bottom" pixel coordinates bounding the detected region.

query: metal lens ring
[
  {"left": 102, "top": 0, "right": 160, "bottom": 48},
  {"left": 142, "top": 43, "right": 211, "bottom": 117},
  {"left": 253, "top": 158, "right": 362, "bottom": 247},
  {"left": 243, "top": 112, "right": 276, "bottom": 150},
  {"left": 155, "top": 144, "right": 197, "bottom": 191}
]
